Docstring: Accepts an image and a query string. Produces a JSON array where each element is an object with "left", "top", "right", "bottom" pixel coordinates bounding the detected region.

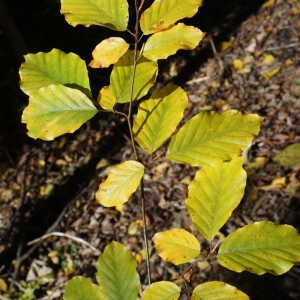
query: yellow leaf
[
  {"left": 142, "top": 281, "right": 181, "bottom": 300},
  {"left": 96, "top": 158, "right": 110, "bottom": 170},
  {"left": 262, "top": 0, "right": 275, "bottom": 8},
  {"left": 220, "top": 40, "right": 233, "bottom": 52},
  {"left": 97, "top": 85, "right": 116, "bottom": 110},
  {"left": 153, "top": 228, "right": 200, "bottom": 265},
  {"left": 262, "top": 66, "right": 280, "bottom": 80},
  {"left": 96, "top": 160, "right": 144, "bottom": 207},
  {"left": 233, "top": 59, "right": 244, "bottom": 70},
  {"left": 237, "top": 68, "right": 251, "bottom": 74},
  {"left": 89, "top": 37, "right": 129, "bottom": 68},
  {"left": 262, "top": 54, "right": 275, "bottom": 63},
  {"left": 0, "top": 278, "right": 8, "bottom": 293},
  {"left": 261, "top": 177, "right": 286, "bottom": 191},
  {"left": 143, "top": 23, "right": 205, "bottom": 61},
  {"left": 284, "top": 58, "right": 294, "bottom": 66},
  {"left": 140, "top": 0, "right": 203, "bottom": 35},
  {"left": 133, "top": 82, "right": 188, "bottom": 153},
  {"left": 245, "top": 157, "right": 269, "bottom": 174},
  {"left": 128, "top": 222, "right": 139, "bottom": 235}
]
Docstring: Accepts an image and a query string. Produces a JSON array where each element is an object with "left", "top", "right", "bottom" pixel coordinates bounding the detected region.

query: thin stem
[
  {"left": 126, "top": 0, "right": 151, "bottom": 286},
  {"left": 140, "top": 177, "right": 152, "bottom": 284}
]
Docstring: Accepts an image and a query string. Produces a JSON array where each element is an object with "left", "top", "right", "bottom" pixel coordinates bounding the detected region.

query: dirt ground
[{"left": 1, "top": 0, "right": 300, "bottom": 299}]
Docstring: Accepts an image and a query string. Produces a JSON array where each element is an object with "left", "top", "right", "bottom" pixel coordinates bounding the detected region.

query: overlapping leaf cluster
[{"left": 18, "top": 0, "right": 300, "bottom": 299}]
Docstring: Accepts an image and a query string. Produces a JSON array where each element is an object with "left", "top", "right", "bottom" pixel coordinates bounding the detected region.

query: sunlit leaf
[
  {"left": 186, "top": 157, "right": 246, "bottom": 242},
  {"left": 22, "top": 84, "right": 97, "bottom": 140},
  {"left": 140, "top": 0, "right": 203, "bottom": 35},
  {"left": 133, "top": 82, "right": 188, "bottom": 153},
  {"left": 218, "top": 221, "right": 300, "bottom": 275},
  {"left": 262, "top": 0, "right": 275, "bottom": 8},
  {"left": 89, "top": 37, "right": 129, "bottom": 68},
  {"left": 64, "top": 276, "right": 105, "bottom": 300},
  {"left": 191, "top": 281, "right": 249, "bottom": 300},
  {"left": 19, "top": 49, "right": 91, "bottom": 98},
  {"left": 262, "top": 54, "right": 275, "bottom": 63},
  {"left": 60, "top": 0, "right": 128, "bottom": 31},
  {"left": 274, "top": 143, "right": 300, "bottom": 167},
  {"left": 233, "top": 59, "right": 244, "bottom": 70},
  {"left": 142, "top": 281, "right": 181, "bottom": 300},
  {"left": 262, "top": 66, "right": 280, "bottom": 80},
  {"left": 166, "top": 110, "right": 263, "bottom": 167},
  {"left": 153, "top": 228, "right": 200, "bottom": 265},
  {"left": 110, "top": 50, "right": 158, "bottom": 103},
  {"left": 143, "top": 23, "right": 205, "bottom": 61},
  {"left": 97, "top": 86, "right": 116, "bottom": 110},
  {"left": 96, "top": 241, "right": 139, "bottom": 300},
  {"left": 96, "top": 160, "right": 144, "bottom": 207}
]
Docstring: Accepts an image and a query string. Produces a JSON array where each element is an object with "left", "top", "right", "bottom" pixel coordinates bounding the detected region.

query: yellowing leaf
[
  {"left": 97, "top": 86, "right": 116, "bottom": 110},
  {"left": 0, "top": 278, "right": 7, "bottom": 293},
  {"left": 22, "top": 84, "right": 98, "bottom": 140},
  {"left": 153, "top": 228, "right": 200, "bottom": 265},
  {"left": 233, "top": 59, "right": 244, "bottom": 70},
  {"left": 166, "top": 110, "right": 263, "bottom": 167},
  {"left": 262, "top": 54, "right": 275, "bottom": 63},
  {"left": 110, "top": 50, "right": 158, "bottom": 103},
  {"left": 274, "top": 143, "right": 300, "bottom": 167},
  {"left": 245, "top": 157, "right": 268, "bottom": 171},
  {"left": 262, "top": 66, "right": 280, "bottom": 80},
  {"left": 261, "top": 177, "right": 286, "bottom": 191},
  {"left": 19, "top": 49, "right": 91, "bottom": 98},
  {"left": 143, "top": 23, "right": 205, "bottom": 61},
  {"left": 89, "top": 37, "right": 129, "bottom": 68},
  {"left": 191, "top": 282, "right": 249, "bottom": 300},
  {"left": 60, "top": 0, "right": 128, "bottom": 31},
  {"left": 186, "top": 157, "right": 246, "bottom": 242},
  {"left": 128, "top": 222, "right": 139, "bottom": 235},
  {"left": 96, "top": 160, "right": 144, "bottom": 207},
  {"left": 64, "top": 276, "right": 105, "bottom": 300},
  {"left": 262, "top": 0, "right": 275, "bottom": 8},
  {"left": 220, "top": 40, "right": 233, "bottom": 52},
  {"left": 284, "top": 58, "right": 293, "bottom": 66},
  {"left": 133, "top": 82, "right": 188, "bottom": 153},
  {"left": 140, "top": 0, "right": 203, "bottom": 35},
  {"left": 218, "top": 221, "right": 300, "bottom": 275},
  {"left": 142, "top": 281, "right": 181, "bottom": 300}
]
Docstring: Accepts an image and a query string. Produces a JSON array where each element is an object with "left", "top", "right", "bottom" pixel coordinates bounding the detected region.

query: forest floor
[{"left": 1, "top": 0, "right": 300, "bottom": 299}]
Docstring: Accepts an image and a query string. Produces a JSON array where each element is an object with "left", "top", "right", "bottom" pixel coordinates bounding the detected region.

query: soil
[{"left": 1, "top": 0, "right": 300, "bottom": 299}]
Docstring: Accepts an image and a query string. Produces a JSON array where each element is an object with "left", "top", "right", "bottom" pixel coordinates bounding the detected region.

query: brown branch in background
[{"left": 0, "top": 0, "right": 29, "bottom": 63}]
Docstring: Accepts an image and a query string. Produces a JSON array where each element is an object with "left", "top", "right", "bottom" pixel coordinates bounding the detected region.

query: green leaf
[
  {"left": 64, "top": 276, "right": 105, "bottom": 300},
  {"left": 96, "top": 160, "right": 144, "bottom": 207},
  {"left": 274, "top": 143, "right": 300, "bottom": 168},
  {"left": 217, "top": 221, "right": 300, "bottom": 275},
  {"left": 60, "top": 0, "right": 129, "bottom": 31},
  {"left": 97, "top": 86, "right": 116, "bottom": 110},
  {"left": 191, "top": 281, "right": 249, "bottom": 300},
  {"left": 96, "top": 241, "right": 139, "bottom": 300},
  {"left": 166, "top": 110, "right": 263, "bottom": 167},
  {"left": 153, "top": 228, "right": 200, "bottom": 265},
  {"left": 89, "top": 37, "right": 129, "bottom": 68},
  {"left": 19, "top": 49, "right": 91, "bottom": 98},
  {"left": 186, "top": 157, "right": 246, "bottom": 242},
  {"left": 110, "top": 50, "right": 158, "bottom": 103},
  {"left": 133, "top": 82, "right": 188, "bottom": 153},
  {"left": 22, "top": 84, "right": 97, "bottom": 140},
  {"left": 143, "top": 23, "right": 205, "bottom": 61},
  {"left": 140, "top": 0, "right": 203, "bottom": 35},
  {"left": 142, "top": 281, "right": 181, "bottom": 300}
]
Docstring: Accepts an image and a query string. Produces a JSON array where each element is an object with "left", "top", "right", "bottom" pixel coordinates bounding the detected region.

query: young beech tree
[{"left": 19, "top": 0, "right": 300, "bottom": 299}]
